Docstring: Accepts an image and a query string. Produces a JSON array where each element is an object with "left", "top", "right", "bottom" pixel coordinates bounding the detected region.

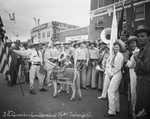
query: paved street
[{"left": 0, "top": 79, "right": 128, "bottom": 119}]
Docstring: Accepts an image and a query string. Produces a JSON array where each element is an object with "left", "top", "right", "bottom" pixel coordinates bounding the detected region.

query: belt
[
  {"left": 33, "top": 62, "right": 41, "bottom": 66},
  {"left": 90, "top": 59, "right": 97, "bottom": 61},
  {"left": 77, "top": 59, "right": 86, "bottom": 62},
  {"left": 33, "top": 64, "right": 41, "bottom": 66}
]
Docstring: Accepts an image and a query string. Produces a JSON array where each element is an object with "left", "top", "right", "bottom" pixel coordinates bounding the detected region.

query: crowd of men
[{"left": 3, "top": 25, "right": 150, "bottom": 119}]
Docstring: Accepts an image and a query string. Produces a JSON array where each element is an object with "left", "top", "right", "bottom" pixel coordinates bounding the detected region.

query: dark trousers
[
  {"left": 135, "top": 75, "right": 150, "bottom": 119},
  {"left": 7, "top": 63, "right": 16, "bottom": 86},
  {"left": 12, "top": 58, "right": 22, "bottom": 84}
]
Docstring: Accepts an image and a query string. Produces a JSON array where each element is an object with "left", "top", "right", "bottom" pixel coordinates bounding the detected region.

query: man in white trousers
[{"left": 13, "top": 42, "right": 47, "bottom": 95}]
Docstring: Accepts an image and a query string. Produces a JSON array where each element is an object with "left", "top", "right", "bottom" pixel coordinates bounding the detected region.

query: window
[
  {"left": 115, "top": 0, "right": 123, "bottom": 2},
  {"left": 47, "top": 31, "right": 50, "bottom": 37},
  {"left": 42, "top": 32, "right": 45, "bottom": 38},
  {"left": 135, "top": 4, "right": 145, "bottom": 21},
  {"left": 96, "top": 17, "right": 104, "bottom": 27},
  {"left": 38, "top": 33, "right": 41, "bottom": 39},
  {"left": 98, "top": 0, "right": 104, "bottom": 8}
]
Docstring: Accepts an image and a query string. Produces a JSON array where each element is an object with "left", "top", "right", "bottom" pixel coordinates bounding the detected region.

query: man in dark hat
[{"left": 133, "top": 25, "right": 150, "bottom": 119}]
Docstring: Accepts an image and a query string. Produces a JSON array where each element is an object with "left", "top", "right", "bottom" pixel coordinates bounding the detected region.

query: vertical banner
[
  {"left": 130, "top": 0, "right": 135, "bottom": 34},
  {"left": 109, "top": 4, "right": 118, "bottom": 69},
  {"left": 118, "top": 5, "right": 124, "bottom": 38}
]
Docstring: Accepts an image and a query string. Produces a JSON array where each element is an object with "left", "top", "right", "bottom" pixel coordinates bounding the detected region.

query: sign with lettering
[{"left": 66, "top": 35, "right": 88, "bottom": 42}]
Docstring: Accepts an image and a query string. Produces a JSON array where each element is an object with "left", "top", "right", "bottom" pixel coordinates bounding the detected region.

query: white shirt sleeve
[
  {"left": 111, "top": 52, "right": 124, "bottom": 75},
  {"left": 13, "top": 49, "right": 31, "bottom": 56}
]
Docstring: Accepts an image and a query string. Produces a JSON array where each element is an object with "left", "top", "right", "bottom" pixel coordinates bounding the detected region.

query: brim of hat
[
  {"left": 133, "top": 29, "right": 150, "bottom": 36},
  {"left": 90, "top": 43, "right": 96, "bottom": 45},
  {"left": 54, "top": 43, "right": 61, "bottom": 45},
  {"left": 63, "top": 42, "right": 70, "bottom": 44},
  {"left": 73, "top": 44, "right": 78, "bottom": 47},
  {"left": 7, "top": 42, "right": 12, "bottom": 44},
  {"left": 28, "top": 43, "right": 39, "bottom": 46},
  {"left": 115, "top": 39, "right": 126, "bottom": 52},
  {"left": 126, "top": 38, "right": 137, "bottom": 45}
]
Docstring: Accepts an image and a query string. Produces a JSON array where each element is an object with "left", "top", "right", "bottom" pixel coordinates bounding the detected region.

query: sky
[{"left": 0, "top": 0, "right": 90, "bottom": 42}]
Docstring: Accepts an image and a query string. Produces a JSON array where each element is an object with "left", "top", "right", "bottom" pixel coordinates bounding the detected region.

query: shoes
[
  {"left": 53, "top": 94, "right": 57, "bottom": 98},
  {"left": 67, "top": 91, "right": 69, "bottom": 94},
  {"left": 70, "top": 97, "right": 75, "bottom": 101},
  {"left": 30, "top": 89, "right": 36, "bottom": 95},
  {"left": 78, "top": 96, "right": 82, "bottom": 100},
  {"left": 104, "top": 113, "right": 115, "bottom": 117},
  {"left": 97, "top": 96, "right": 107, "bottom": 100},
  {"left": 81, "top": 87, "right": 88, "bottom": 89},
  {"left": 58, "top": 90, "right": 62, "bottom": 93},
  {"left": 40, "top": 88, "right": 47, "bottom": 92},
  {"left": 116, "top": 111, "right": 120, "bottom": 114},
  {"left": 48, "top": 83, "right": 53, "bottom": 87}
]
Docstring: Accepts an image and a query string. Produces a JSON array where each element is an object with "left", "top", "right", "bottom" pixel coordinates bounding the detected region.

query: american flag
[{"left": 0, "top": 16, "right": 12, "bottom": 81}]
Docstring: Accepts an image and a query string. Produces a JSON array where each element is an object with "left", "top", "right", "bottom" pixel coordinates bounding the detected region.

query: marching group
[{"left": 2, "top": 25, "right": 150, "bottom": 119}]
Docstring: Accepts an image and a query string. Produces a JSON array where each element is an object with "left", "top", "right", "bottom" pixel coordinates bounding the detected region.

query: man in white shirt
[
  {"left": 88, "top": 41, "right": 99, "bottom": 88},
  {"left": 74, "top": 41, "right": 89, "bottom": 89},
  {"left": 13, "top": 43, "right": 47, "bottom": 95}
]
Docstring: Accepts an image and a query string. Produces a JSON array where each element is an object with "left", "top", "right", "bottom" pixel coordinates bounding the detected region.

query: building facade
[
  {"left": 31, "top": 21, "right": 79, "bottom": 43},
  {"left": 89, "top": 0, "right": 150, "bottom": 41},
  {"left": 56, "top": 26, "right": 88, "bottom": 42}
]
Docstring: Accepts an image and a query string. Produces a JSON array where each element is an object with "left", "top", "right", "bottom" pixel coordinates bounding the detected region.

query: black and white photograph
[{"left": 0, "top": 0, "right": 150, "bottom": 119}]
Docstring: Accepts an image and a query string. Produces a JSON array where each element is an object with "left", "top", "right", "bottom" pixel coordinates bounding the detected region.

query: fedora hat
[
  {"left": 126, "top": 36, "right": 138, "bottom": 45},
  {"left": 115, "top": 39, "right": 126, "bottom": 52},
  {"left": 133, "top": 25, "right": 150, "bottom": 36}
]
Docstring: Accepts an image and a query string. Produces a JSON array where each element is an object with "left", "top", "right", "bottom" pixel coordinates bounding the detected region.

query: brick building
[
  {"left": 56, "top": 26, "right": 88, "bottom": 42},
  {"left": 89, "top": 0, "right": 150, "bottom": 41},
  {"left": 30, "top": 21, "right": 79, "bottom": 43},
  {"left": 31, "top": 21, "right": 88, "bottom": 43}
]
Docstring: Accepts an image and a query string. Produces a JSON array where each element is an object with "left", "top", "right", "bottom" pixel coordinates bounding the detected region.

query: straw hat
[
  {"left": 54, "top": 41, "right": 61, "bottom": 45},
  {"left": 126, "top": 36, "right": 138, "bottom": 45},
  {"left": 115, "top": 39, "right": 126, "bottom": 52},
  {"left": 90, "top": 41, "right": 96, "bottom": 46},
  {"left": 63, "top": 41, "right": 70, "bottom": 45}
]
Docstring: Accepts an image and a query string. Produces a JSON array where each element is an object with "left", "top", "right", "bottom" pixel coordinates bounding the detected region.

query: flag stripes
[{"left": 0, "top": 36, "right": 12, "bottom": 81}]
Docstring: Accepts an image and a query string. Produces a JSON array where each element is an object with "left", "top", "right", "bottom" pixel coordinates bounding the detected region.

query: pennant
[
  {"left": 0, "top": 16, "right": 4, "bottom": 28},
  {"left": 4, "top": 10, "right": 15, "bottom": 22},
  {"left": 37, "top": 19, "right": 40, "bottom": 26},
  {"left": 12, "top": 31, "right": 19, "bottom": 37},
  {"left": 118, "top": 5, "right": 124, "bottom": 38},
  {"left": 33, "top": 17, "right": 37, "bottom": 26}
]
